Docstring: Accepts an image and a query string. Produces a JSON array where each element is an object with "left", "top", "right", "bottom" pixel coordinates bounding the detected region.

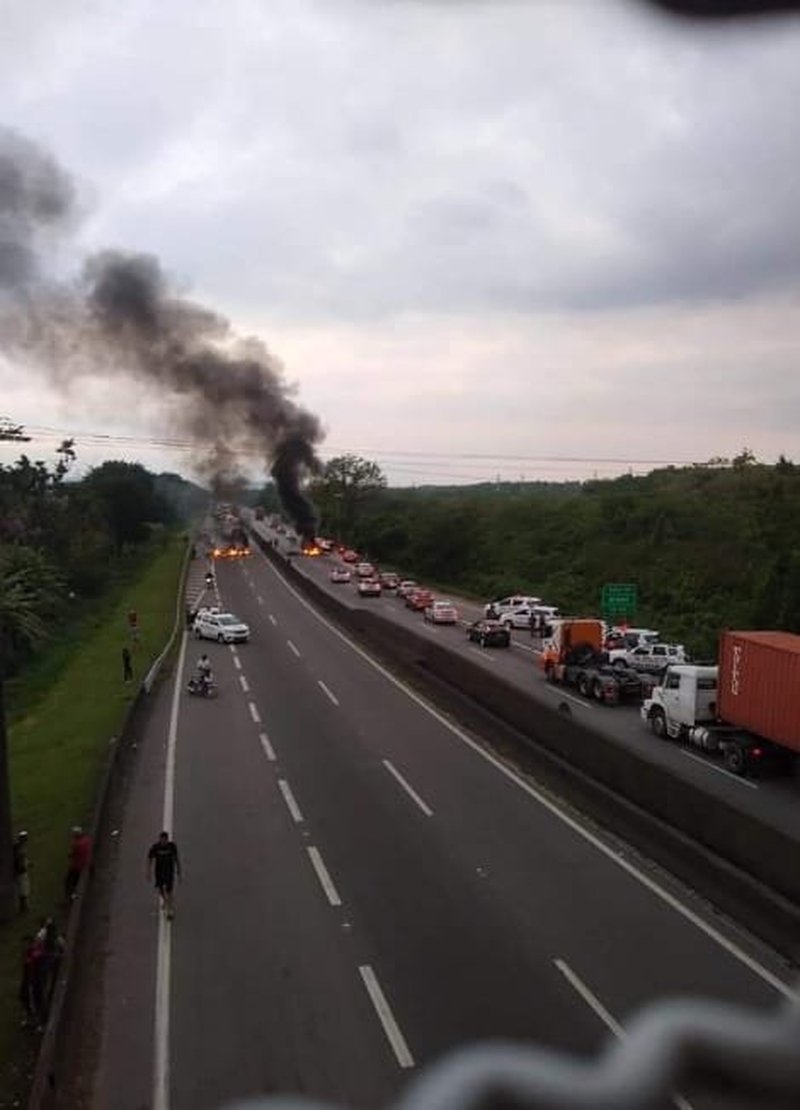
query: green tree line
[
  {"left": 0, "top": 444, "right": 205, "bottom": 679},
  {"left": 308, "top": 453, "right": 800, "bottom": 657}
]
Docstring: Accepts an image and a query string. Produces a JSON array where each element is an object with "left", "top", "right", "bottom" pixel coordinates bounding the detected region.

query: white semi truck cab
[{"left": 641, "top": 664, "right": 765, "bottom": 775}]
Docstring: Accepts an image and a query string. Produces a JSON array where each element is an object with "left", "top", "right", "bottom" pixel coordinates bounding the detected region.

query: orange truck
[{"left": 540, "top": 618, "right": 655, "bottom": 705}]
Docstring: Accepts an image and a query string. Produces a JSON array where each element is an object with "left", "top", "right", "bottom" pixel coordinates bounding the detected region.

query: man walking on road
[{"left": 147, "top": 831, "right": 181, "bottom": 920}]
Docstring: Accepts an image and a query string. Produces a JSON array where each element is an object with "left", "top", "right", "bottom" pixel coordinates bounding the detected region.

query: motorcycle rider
[{"left": 195, "top": 653, "right": 213, "bottom": 693}]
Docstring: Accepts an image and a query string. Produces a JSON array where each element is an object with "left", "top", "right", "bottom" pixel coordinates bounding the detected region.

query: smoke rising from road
[{"left": 0, "top": 126, "right": 323, "bottom": 538}]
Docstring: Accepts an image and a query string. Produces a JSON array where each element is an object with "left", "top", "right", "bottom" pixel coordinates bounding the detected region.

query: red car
[
  {"left": 406, "top": 588, "right": 434, "bottom": 611},
  {"left": 341, "top": 549, "right": 359, "bottom": 563}
]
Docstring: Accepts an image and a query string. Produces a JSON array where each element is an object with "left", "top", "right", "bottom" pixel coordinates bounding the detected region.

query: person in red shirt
[{"left": 64, "top": 826, "right": 93, "bottom": 902}]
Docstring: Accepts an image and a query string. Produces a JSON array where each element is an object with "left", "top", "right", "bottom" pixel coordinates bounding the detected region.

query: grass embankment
[{"left": 0, "top": 531, "right": 187, "bottom": 1103}]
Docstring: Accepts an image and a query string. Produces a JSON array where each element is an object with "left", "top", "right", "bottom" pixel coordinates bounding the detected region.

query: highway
[
  {"left": 258, "top": 522, "right": 800, "bottom": 842},
  {"left": 88, "top": 542, "right": 794, "bottom": 1110}
]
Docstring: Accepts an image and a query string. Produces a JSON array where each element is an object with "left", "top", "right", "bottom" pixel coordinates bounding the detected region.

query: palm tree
[{"left": 0, "top": 556, "right": 53, "bottom": 919}]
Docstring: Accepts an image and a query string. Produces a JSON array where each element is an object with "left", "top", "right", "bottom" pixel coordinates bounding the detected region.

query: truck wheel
[
  {"left": 577, "top": 674, "right": 591, "bottom": 698},
  {"left": 649, "top": 710, "right": 667, "bottom": 739},
  {"left": 723, "top": 745, "right": 747, "bottom": 776}
]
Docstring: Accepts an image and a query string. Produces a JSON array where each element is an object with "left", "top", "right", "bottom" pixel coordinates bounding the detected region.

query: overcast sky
[{"left": 2, "top": 0, "right": 800, "bottom": 486}]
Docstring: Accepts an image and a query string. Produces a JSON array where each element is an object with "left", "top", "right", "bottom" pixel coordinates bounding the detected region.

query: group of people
[{"left": 14, "top": 826, "right": 92, "bottom": 1030}]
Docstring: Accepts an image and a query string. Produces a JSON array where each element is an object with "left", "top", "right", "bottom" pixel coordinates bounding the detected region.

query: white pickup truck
[{"left": 609, "top": 642, "right": 686, "bottom": 674}]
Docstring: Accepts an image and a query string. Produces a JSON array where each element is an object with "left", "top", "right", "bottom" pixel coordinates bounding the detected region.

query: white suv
[{"left": 194, "top": 611, "right": 250, "bottom": 643}]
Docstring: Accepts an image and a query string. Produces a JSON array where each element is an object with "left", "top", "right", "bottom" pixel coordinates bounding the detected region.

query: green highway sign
[{"left": 601, "top": 582, "right": 637, "bottom": 617}]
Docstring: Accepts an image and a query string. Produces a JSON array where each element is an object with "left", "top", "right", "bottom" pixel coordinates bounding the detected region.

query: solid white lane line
[
  {"left": 153, "top": 632, "right": 188, "bottom": 1110},
  {"left": 287, "top": 639, "right": 301, "bottom": 657},
  {"left": 382, "top": 759, "right": 433, "bottom": 818},
  {"left": 259, "top": 731, "right": 276, "bottom": 762},
  {"left": 306, "top": 846, "right": 342, "bottom": 906},
  {"left": 469, "top": 647, "right": 497, "bottom": 661},
  {"left": 359, "top": 965, "right": 415, "bottom": 1069},
  {"left": 278, "top": 779, "right": 304, "bottom": 823},
  {"left": 239, "top": 675, "right": 250, "bottom": 693},
  {"left": 268, "top": 614, "right": 277, "bottom": 626},
  {"left": 233, "top": 655, "right": 242, "bottom": 670},
  {"left": 248, "top": 701, "right": 261, "bottom": 724},
  {"left": 681, "top": 750, "right": 759, "bottom": 789},
  {"left": 318, "top": 680, "right": 339, "bottom": 706},
  {"left": 554, "top": 959, "right": 693, "bottom": 1110},
  {"left": 545, "top": 688, "right": 595, "bottom": 711},
  {"left": 252, "top": 543, "right": 794, "bottom": 1001}
]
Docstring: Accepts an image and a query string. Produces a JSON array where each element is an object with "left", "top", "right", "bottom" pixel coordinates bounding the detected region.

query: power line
[{"left": 14, "top": 423, "right": 703, "bottom": 469}]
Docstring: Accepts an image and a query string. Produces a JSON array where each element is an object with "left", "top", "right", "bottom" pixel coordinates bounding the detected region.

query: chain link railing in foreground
[{"left": 225, "top": 989, "right": 800, "bottom": 1110}]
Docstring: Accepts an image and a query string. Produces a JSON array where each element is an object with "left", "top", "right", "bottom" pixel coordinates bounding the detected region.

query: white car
[
  {"left": 499, "top": 604, "right": 560, "bottom": 630},
  {"left": 610, "top": 642, "right": 686, "bottom": 674},
  {"left": 357, "top": 578, "right": 382, "bottom": 597},
  {"left": 330, "top": 567, "right": 352, "bottom": 583},
  {"left": 484, "top": 594, "right": 541, "bottom": 619},
  {"left": 355, "top": 562, "right": 376, "bottom": 579},
  {"left": 425, "top": 599, "right": 459, "bottom": 625},
  {"left": 194, "top": 611, "right": 250, "bottom": 643}
]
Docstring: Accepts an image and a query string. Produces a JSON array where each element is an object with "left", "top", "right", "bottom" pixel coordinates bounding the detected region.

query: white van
[{"left": 484, "top": 595, "right": 541, "bottom": 619}]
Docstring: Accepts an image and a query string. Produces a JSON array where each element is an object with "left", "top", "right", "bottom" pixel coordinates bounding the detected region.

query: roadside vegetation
[
  {"left": 0, "top": 436, "right": 200, "bottom": 1097},
  {"left": 303, "top": 450, "right": 800, "bottom": 658}
]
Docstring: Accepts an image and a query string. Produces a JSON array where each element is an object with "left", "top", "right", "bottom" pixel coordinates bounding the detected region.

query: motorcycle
[{"left": 187, "top": 675, "right": 218, "bottom": 698}]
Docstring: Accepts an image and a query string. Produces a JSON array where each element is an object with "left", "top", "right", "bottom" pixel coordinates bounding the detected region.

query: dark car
[
  {"left": 466, "top": 619, "right": 511, "bottom": 647},
  {"left": 379, "top": 572, "right": 400, "bottom": 591}
]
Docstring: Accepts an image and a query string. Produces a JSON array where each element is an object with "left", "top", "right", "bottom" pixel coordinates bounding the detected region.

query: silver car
[{"left": 194, "top": 611, "right": 250, "bottom": 643}]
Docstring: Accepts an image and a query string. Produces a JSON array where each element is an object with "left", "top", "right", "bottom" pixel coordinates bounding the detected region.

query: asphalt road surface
[
  {"left": 89, "top": 544, "right": 795, "bottom": 1110},
  {"left": 255, "top": 521, "right": 800, "bottom": 843}
]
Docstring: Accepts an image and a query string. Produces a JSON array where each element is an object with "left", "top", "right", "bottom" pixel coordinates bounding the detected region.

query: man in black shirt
[{"left": 147, "top": 832, "right": 181, "bottom": 920}]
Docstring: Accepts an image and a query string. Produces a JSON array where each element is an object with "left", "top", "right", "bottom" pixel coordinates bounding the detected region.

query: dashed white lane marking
[
  {"left": 248, "top": 701, "right": 261, "bottom": 724},
  {"left": 268, "top": 614, "right": 277, "bottom": 626},
  {"left": 382, "top": 759, "right": 433, "bottom": 817},
  {"left": 554, "top": 958, "right": 623, "bottom": 1037},
  {"left": 251, "top": 539, "right": 795, "bottom": 1001},
  {"left": 554, "top": 959, "right": 693, "bottom": 1110},
  {"left": 233, "top": 655, "right": 242, "bottom": 671},
  {"left": 306, "top": 846, "right": 342, "bottom": 906},
  {"left": 239, "top": 674, "right": 250, "bottom": 693},
  {"left": 287, "top": 639, "right": 301, "bottom": 657},
  {"left": 468, "top": 646, "right": 497, "bottom": 661},
  {"left": 257, "top": 595, "right": 264, "bottom": 605},
  {"left": 318, "top": 680, "right": 339, "bottom": 706},
  {"left": 681, "top": 750, "right": 759, "bottom": 788},
  {"left": 278, "top": 779, "right": 304, "bottom": 823},
  {"left": 229, "top": 644, "right": 238, "bottom": 656},
  {"left": 259, "top": 731, "right": 276, "bottom": 762},
  {"left": 359, "top": 965, "right": 415, "bottom": 1069}
]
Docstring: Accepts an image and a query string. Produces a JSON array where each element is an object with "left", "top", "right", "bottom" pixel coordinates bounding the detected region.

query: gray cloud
[{"left": 2, "top": 0, "right": 800, "bottom": 482}]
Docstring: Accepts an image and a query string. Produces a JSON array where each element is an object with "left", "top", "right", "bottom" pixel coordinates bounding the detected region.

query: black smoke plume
[
  {"left": 0, "top": 128, "right": 323, "bottom": 538},
  {"left": 0, "top": 127, "right": 74, "bottom": 290}
]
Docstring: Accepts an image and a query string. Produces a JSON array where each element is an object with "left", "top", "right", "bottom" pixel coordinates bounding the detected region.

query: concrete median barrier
[{"left": 250, "top": 529, "right": 800, "bottom": 959}]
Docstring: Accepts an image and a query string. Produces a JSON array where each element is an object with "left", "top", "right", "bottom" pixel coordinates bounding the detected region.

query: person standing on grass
[
  {"left": 13, "top": 831, "right": 30, "bottom": 913},
  {"left": 64, "top": 826, "right": 93, "bottom": 902},
  {"left": 122, "top": 645, "right": 133, "bottom": 683},
  {"left": 147, "top": 831, "right": 181, "bottom": 920}
]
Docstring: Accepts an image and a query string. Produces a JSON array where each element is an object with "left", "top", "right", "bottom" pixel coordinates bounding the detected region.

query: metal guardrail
[
  {"left": 227, "top": 990, "right": 800, "bottom": 1110},
  {"left": 143, "top": 538, "right": 194, "bottom": 693}
]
